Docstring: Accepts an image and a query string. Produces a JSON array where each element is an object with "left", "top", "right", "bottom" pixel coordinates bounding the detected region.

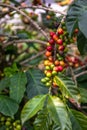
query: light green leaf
[
  {"left": 21, "top": 95, "right": 47, "bottom": 124},
  {"left": 54, "top": 74, "right": 80, "bottom": 102},
  {"left": 9, "top": 72, "right": 27, "bottom": 103},
  {"left": 34, "top": 108, "right": 52, "bottom": 130},
  {"left": 0, "top": 95, "right": 19, "bottom": 118},
  {"left": 70, "top": 109, "right": 87, "bottom": 130},
  {"left": 47, "top": 95, "right": 72, "bottom": 130},
  {"left": 26, "top": 69, "right": 48, "bottom": 99}
]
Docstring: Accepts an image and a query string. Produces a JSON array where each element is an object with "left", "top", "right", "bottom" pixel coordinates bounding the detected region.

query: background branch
[
  {"left": 2, "top": 39, "right": 47, "bottom": 48},
  {"left": 0, "top": 2, "right": 49, "bottom": 41},
  {"left": 20, "top": 50, "right": 45, "bottom": 65}
]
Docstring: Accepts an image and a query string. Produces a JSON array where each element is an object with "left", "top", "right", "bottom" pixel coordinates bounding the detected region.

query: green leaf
[
  {"left": 79, "top": 88, "right": 87, "bottom": 103},
  {"left": 54, "top": 74, "right": 80, "bottom": 102},
  {"left": 0, "top": 95, "right": 19, "bottom": 117},
  {"left": 34, "top": 108, "right": 52, "bottom": 130},
  {"left": 79, "top": 11, "right": 87, "bottom": 38},
  {"left": 9, "top": 72, "right": 27, "bottom": 103},
  {"left": 26, "top": 69, "right": 48, "bottom": 99},
  {"left": 69, "top": 109, "right": 87, "bottom": 130},
  {"left": 52, "top": 124, "right": 61, "bottom": 130},
  {"left": 66, "top": 2, "right": 79, "bottom": 36},
  {"left": 21, "top": 95, "right": 47, "bottom": 124},
  {"left": 0, "top": 77, "right": 10, "bottom": 92},
  {"left": 66, "top": 0, "right": 87, "bottom": 38},
  {"left": 77, "top": 32, "right": 87, "bottom": 55},
  {"left": 47, "top": 95, "right": 72, "bottom": 130}
]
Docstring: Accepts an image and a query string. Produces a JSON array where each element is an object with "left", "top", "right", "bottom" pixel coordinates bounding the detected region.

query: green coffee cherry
[{"left": 5, "top": 121, "right": 11, "bottom": 126}]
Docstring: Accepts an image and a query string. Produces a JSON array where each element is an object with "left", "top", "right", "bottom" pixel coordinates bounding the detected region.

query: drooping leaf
[
  {"left": 9, "top": 72, "right": 27, "bottom": 103},
  {"left": 0, "top": 77, "right": 10, "bottom": 92},
  {"left": 66, "top": 1, "right": 80, "bottom": 36},
  {"left": 26, "top": 69, "right": 48, "bottom": 99},
  {"left": 69, "top": 109, "right": 87, "bottom": 130},
  {"left": 77, "top": 32, "right": 87, "bottom": 55},
  {"left": 47, "top": 95, "right": 72, "bottom": 130},
  {"left": 54, "top": 74, "right": 80, "bottom": 102},
  {"left": 66, "top": 0, "right": 87, "bottom": 38},
  {"left": 21, "top": 95, "right": 47, "bottom": 124},
  {"left": 0, "top": 95, "right": 19, "bottom": 117},
  {"left": 34, "top": 108, "right": 52, "bottom": 130}
]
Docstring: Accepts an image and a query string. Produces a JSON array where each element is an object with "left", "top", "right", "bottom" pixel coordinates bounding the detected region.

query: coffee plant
[{"left": 0, "top": 0, "right": 87, "bottom": 130}]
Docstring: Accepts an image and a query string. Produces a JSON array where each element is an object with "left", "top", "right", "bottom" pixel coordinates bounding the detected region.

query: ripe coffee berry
[
  {"left": 47, "top": 46, "right": 53, "bottom": 51},
  {"left": 50, "top": 32, "right": 55, "bottom": 37},
  {"left": 49, "top": 39, "right": 54, "bottom": 45},
  {"left": 57, "top": 28, "right": 64, "bottom": 35},
  {"left": 56, "top": 39, "right": 63, "bottom": 45},
  {"left": 45, "top": 51, "right": 52, "bottom": 57}
]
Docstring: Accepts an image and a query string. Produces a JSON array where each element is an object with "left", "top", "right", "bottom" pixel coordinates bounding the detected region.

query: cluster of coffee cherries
[
  {"left": 41, "top": 22, "right": 78, "bottom": 88},
  {"left": 0, "top": 113, "right": 21, "bottom": 130}
]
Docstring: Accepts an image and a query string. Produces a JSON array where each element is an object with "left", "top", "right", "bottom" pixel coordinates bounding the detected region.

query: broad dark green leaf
[
  {"left": 77, "top": 32, "right": 87, "bottom": 55},
  {"left": 0, "top": 95, "right": 19, "bottom": 117},
  {"left": 66, "top": 0, "right": 87, "bottom": 38},
  {"left": 54, "top": 74, "right": 80, "bottom": 102},
  {"left": 21, "top": 95, "right": 47, "bottom": 124},
  {"left": 0, "top": 77, "right": 10, "bottom": 92},
  {"left": 9, "top": 72, "right": 27, "bottom": 103},
  {"left": 34, "top": 108, "right": 52, "bottom": 130},
  {"left": 69, "top": 109, "right": 87, "bottom": 130},
  {"left": 79, "top": 11, "right": 87, "bottom": 38},
  {"left": 26, "top": 69, "right": 48, "bottom": 99},
  {"left": 66, "top": 2, "right": 80, "bottom": 36},
  {"left": 47, "top": 95, "right": 72, "bottom": 130},
  {"left": 79, "top": 88, "right": 87, "bottom": 103}
]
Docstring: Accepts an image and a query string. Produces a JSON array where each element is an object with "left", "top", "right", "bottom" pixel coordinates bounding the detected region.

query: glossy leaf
[
  {"left": 26, "top": 69, "right": 48, "bottom": 99},
  {"left": 47, "top": 95, "right": 72, "bottom": 130},
  {"left": 21, "top": 95, "right": 47, "bottom": 124},
  {"left": 9, "top": 72, "right": 27, "bottom": 103},
  {"left": 69, "top": 109, "right": 87, "bottom": 130},
  {"left": 54, "top": 74, "right": 80, "bottom": 102},
  {"left": 0, "top": 95, "right": 19, "bottom": 117}
]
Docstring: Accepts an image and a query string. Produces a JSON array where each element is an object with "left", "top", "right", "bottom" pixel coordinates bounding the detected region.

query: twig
[
  {"left": 75, "top": 71, "right": 87, "bottom": 78},
  {"left": 74, "top": 64, "right": 87, "bottom": 73},
  {"left": 18, "top": 5, "right": 66, "bottom": 16},
  {"left": 0, "top": 34, "right": 19, "bottom": 39},
  {"left": 69, "top": 67, "right": 77, "bottom": 85},
  {"left": 2, "top": 39, "right": 47, "bottom": 48},
  {"left": 0, "top": 3, "right": 49, "bottom": 41},
  {"left": 20, "top": 50, "right": 45, "bottom": 65}
]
